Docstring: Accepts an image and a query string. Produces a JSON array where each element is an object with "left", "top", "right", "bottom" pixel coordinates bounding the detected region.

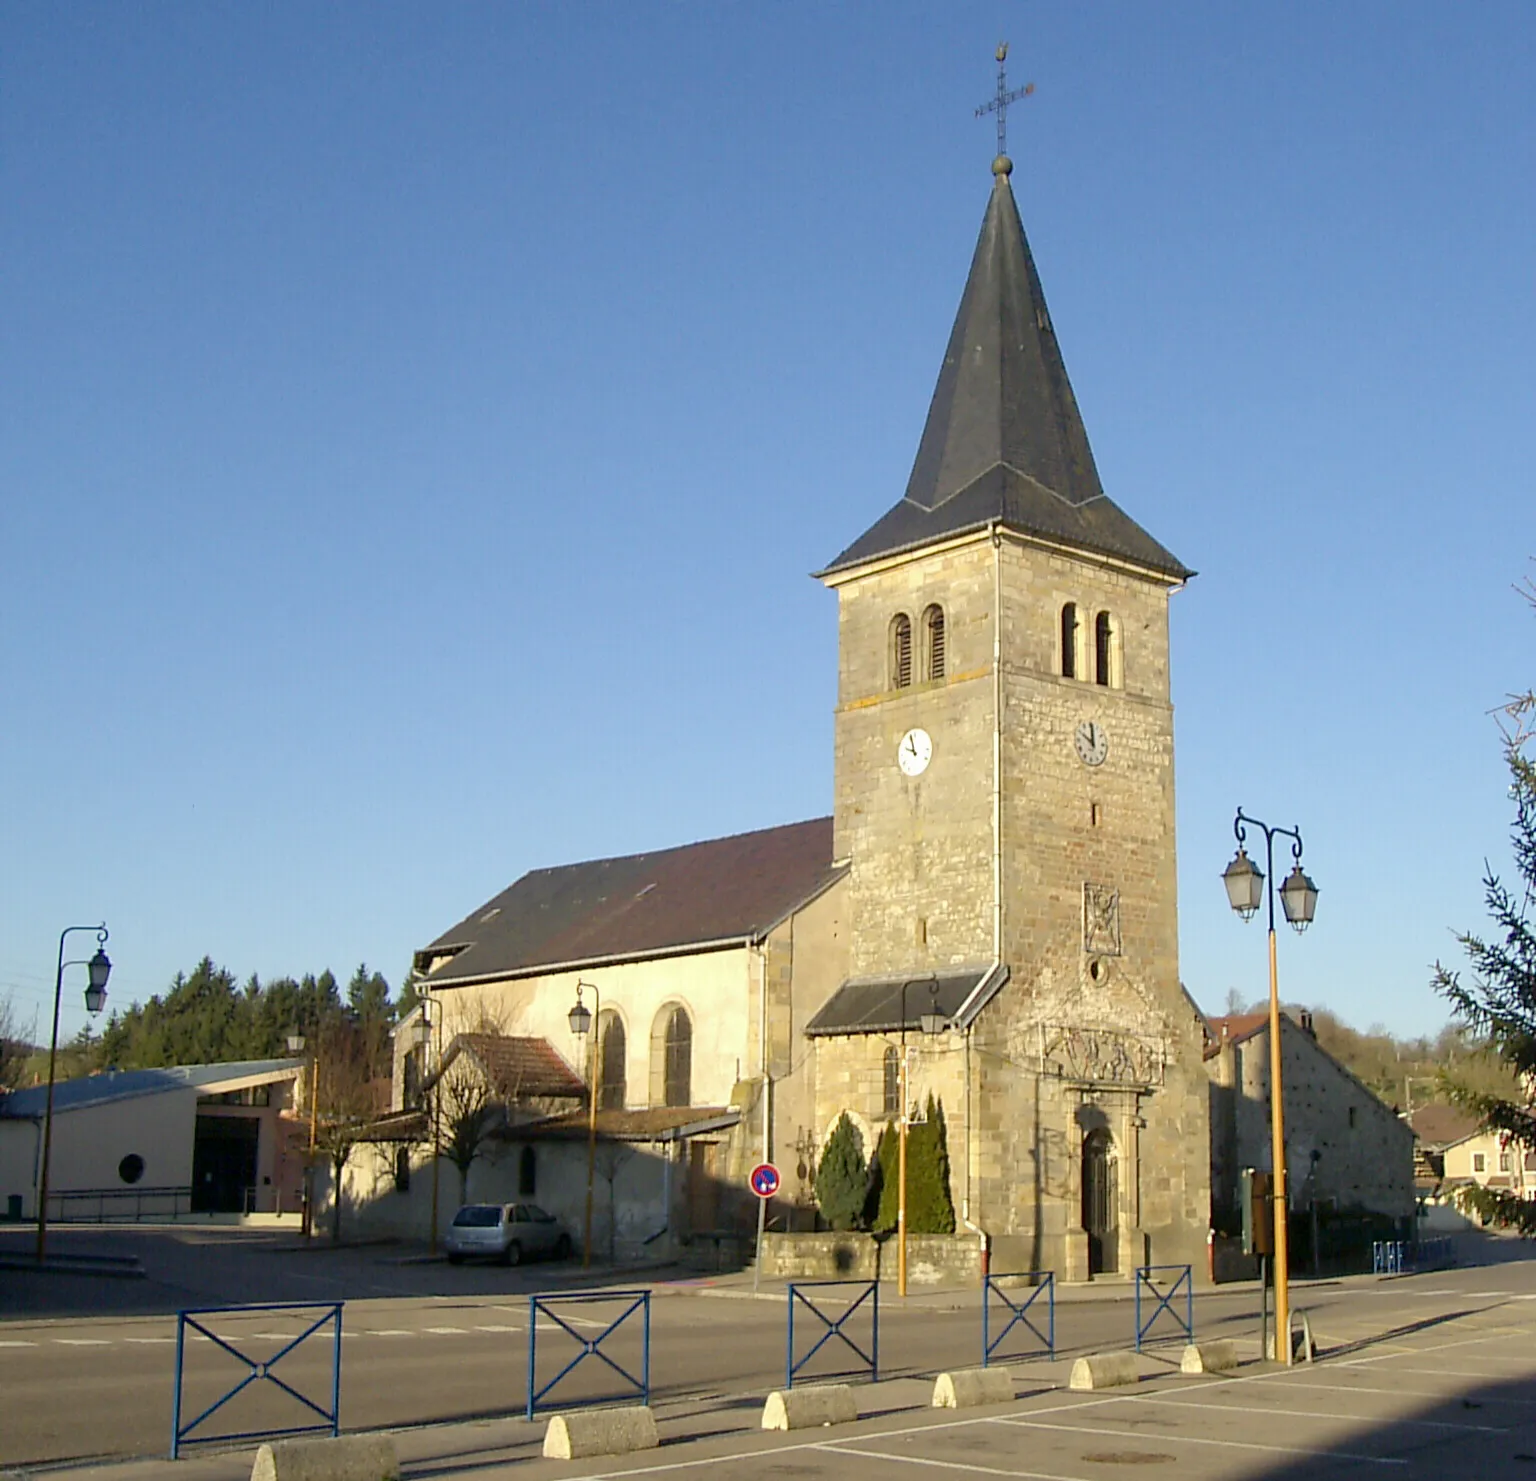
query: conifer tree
[
  {"left": 867, "top": 1120, "right": 899, "bottom": 1232},
  {"left": 905, "top": 1095, "right": 956, "bottom": 1234},
  {"left": 814, "top": 1113, "right": 868, "bottom": 1232}
]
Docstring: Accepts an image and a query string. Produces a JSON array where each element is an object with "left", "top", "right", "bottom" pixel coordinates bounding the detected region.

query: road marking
[
  {"left": 0, "top": 1341, "right": 37, "bottom": 1348},
  {"left": 423, "top": 1327, "right": 465, "bottom": 1335},
  {"left": 1115, "top": 1393, "right": 1505, "bottom": 1433},
  {"left": 475, "top": 1324, "right": 520, "bottom": 1332},
  {"left": 55, "top": 1339, "right": 110, "bottom": 1346},
  {"left": 816, "top": 1445, "right": 1090, "bottom": 1480},
  {"left": 367, "top": 1329, "right": 413, "bottom": 1337},
  {"left": 1250, "top": 1374, "right": 1536, "bottom": 1406},
  {"left": 990, "top": 1417, "right": 1404, "bottom": 1467},
  {"left": 125, "top": 1337, "right": 176, "bottom": 1345}
]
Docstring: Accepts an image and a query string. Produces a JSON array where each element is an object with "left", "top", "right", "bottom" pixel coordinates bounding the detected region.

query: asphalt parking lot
[{"left": 4, "top": 1228, "right": 1536, "bottom": 1479}]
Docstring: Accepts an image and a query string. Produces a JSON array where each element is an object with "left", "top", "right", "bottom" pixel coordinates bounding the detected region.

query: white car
[{"left": 443, "top": 1202, "right": 573, "bottom": 1266}]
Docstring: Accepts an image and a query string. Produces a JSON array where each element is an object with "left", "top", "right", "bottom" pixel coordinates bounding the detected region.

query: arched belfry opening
[{"left": 1082, "top": 1126, "right": 1118, "bottom": 1276}]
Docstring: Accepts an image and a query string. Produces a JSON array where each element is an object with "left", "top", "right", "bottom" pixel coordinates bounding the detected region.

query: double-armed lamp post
[
  {"left": 567, "top": 981, "right": 601, "bottom": 1270},
  {"left": 1222, "top": 809, "right": 1319, "bottom": 1365},
  {"left": 36, "top": 924, "right": 112, "bottom": 1261},
  {"left": 898, "top": 976, "right": 948, "bottom": 1299}
]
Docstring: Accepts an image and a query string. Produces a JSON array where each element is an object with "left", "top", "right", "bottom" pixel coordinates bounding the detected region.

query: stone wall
[{"left": 758, "top": 1232, "right": 984, "bottom": 1285}]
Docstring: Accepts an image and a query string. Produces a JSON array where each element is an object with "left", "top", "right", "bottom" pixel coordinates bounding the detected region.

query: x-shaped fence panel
[
  {"left": 1134, "top": 1264, "right": 1193, "bottom": 1351},
  {"left": 526, "top": 1290, "right": 651, "bottom": 1420},
  {"left": 171, "top": 1301, "right": 342, "bottom": 1458},
  {"left": 982, "top": 1271, "right": 1054, "bottom": 1366},
  {"left": 786, "top": 1280, "right": 879, "bottom": 1389}
]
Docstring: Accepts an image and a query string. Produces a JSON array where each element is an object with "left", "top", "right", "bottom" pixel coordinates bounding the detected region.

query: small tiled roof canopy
[
  {"left": 451, "top": 1034, "right": 586, "bottom": 1099},
  {"left": 419, "top": 818, "right": 844, "bottom": 984},
  {"left": 805, "top": 966, "right": 1007, "bottom": 1037}
]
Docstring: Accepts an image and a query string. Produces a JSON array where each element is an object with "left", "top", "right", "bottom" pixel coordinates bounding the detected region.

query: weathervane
[{"left": 975, "top": 42, "right": 1034, "bottom": 161}]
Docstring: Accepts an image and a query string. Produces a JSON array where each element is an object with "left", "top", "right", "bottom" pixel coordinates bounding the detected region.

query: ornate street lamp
[
  {"left": 36, "top": 924, "right": 111, "bottom": 1262},
  {"left": 898, "top": 976, "right": 948, "bottom": 1299},
  {"left": 1222, "top": 808, "right": 1320, "bottom": 1366},
  {"left": 569, "top": 981, "right": 601, "bottom": 1270}
]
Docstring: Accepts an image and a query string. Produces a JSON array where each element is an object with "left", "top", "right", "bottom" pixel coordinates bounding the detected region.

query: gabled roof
[
  {"left": 420, "top": 817, "right": 844, "bottom": 986},
  {"left": 805, "top": 964, "right": 1009, "bottom": 1037},
  {"left": 819, "top": 162, "right": 1190, "bottom": 583},
  {"left": 0, "top": 1058, "right": 303, "bottom": 1118},
  {"left": 425, "top": 1033, "right": 586, "bottom": 1100},
  {"left": 1408, "top": 1104, "right": 1481, "bottom": 1149},
  {"left": 1202, "top": 1013, "right": 1271, "bottom": 1056}
]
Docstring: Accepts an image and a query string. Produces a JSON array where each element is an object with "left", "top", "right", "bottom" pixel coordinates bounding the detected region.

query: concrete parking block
[
  {"left": 932, "top": 1366, "right": 1015, "bottom": 1407},
  {"left": 761, "top": 1384, "right": 859, "bottom": 1430},
  {"left": 250, "top": 1434, "right": 399, "bottom": 1481},
  {"left": 542, "top": 1405, "right": 659, "bottom": 1460},
  {"left": 1180, "top": 1339, "right": 1241, "bottom": 1374},
  {"left": 1069, "top": 1351, "right": 1140, "bottom": 1390}
]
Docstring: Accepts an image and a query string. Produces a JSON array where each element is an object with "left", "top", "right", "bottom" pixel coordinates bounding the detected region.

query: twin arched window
[
  {"left": 890, "top": 605, "right": 946, "bottom": 690},
  {"left": 1061, "top": 603, "right": 1121, "bottom": 687}
]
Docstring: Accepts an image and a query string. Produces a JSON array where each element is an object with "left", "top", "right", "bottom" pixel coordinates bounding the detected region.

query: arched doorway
[{"left": 1082, "top": 1127, "right": 1118, "bottom": 1275}]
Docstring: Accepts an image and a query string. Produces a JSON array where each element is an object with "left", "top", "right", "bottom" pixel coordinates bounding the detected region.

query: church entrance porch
[{"left": 1082, "top": 1126, "right": 1118, "bottom": 1275}]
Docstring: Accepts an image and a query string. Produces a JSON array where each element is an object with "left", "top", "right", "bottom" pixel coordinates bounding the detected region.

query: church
[{"left": 354, "top": 120, "right": 1212, "bottom": 1279}]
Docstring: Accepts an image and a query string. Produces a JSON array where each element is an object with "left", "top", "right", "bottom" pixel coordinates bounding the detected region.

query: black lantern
[
  {"left": 568, "top": 991, "right": 593, "bottom": 1038},
  {"left": 83, "top": 948, "right": 111, "bottom": 1015},
  {"left": 1279, "top": 864, "right": 1319, "bottom": 933},
  {"left": 1222, "top": 848, "right": 1265, "bottom": 921},
  {"left": 919, "top": 981, "right": 947, "bottom": 1036}
]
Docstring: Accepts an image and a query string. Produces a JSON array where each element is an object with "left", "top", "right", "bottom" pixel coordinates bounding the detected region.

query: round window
[{"left": 118, "top": 1154, "right": 145, "bottom": 1185}]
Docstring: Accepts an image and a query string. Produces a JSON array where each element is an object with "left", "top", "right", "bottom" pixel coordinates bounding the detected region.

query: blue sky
[{"left": 2, "top": 4, "right": 1531, "bottom": 1049}]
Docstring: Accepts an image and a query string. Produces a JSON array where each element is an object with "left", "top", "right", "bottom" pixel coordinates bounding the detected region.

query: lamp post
[
  {"left": 36, "top": 925, "right": 111, "bottom": 1261},
  {"left": 1222, "top": 808, "right": 1319, "bottom": 1366},
  {"left": 568, "top": 982, "right": 600, "bottom": 1270},
  {"left": 420, "top": 998, "right": 441, "bottom": 1257},
  {"left": 898, "top": 976, "right": 948, "bottom": 1299},
  {"left": 286, "top": 1030, "right": 307, "bottom": 1227}
]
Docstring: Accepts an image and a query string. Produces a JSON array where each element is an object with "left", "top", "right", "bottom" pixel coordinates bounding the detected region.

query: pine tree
[
  {"left": 814, "top": 1113, "right": 868, "bottom": 1232},
  {"left": 905, "top": 1095, "right": 957, "bottom": 1234},
  {"left": 867, "top": 1121, "right": 899, "bottom": 1232},
  {"left": 1435, "top": 722, "right": 1536, "bottom": 1233}
]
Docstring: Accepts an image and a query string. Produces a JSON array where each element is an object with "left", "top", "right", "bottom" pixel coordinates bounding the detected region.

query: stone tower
[{"left": 813, "top": 156, "right": 1210, "bottom": 1277}]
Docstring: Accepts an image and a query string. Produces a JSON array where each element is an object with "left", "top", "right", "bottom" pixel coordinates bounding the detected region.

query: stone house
[{"left": 1205, "top": 1012, "right": 1415, "bottom": 1226}]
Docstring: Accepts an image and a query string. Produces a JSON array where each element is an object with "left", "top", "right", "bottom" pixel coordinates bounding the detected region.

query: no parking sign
[{"left": 749, "top": 1162, "right": 781, "bottom": 1199}]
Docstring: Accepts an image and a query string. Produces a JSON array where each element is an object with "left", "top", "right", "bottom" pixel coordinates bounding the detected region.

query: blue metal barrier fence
[
  {"left": 1134, "top": 1265, "right": 1193, "bottom": 1352},
  {"left": 787, "top": 1280, "right": 879, "bottom": 1389},
  {"left": 1373, "top": 1238, "right": 1456, "bottom": 1275},
  {"left": 171, "top": 1301, "right": 342, "bottom": 1458},
  {"left": 982, "top": 1272, "right": 1055, "bottom": 1367},
  {"left": 526, "top": 1289, "right": 651, "bottom": 1421}
]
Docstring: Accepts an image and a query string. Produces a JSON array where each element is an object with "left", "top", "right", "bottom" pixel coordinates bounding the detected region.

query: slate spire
[{"left": 821, "top": 158, "right": 1190, "bottom": 581}]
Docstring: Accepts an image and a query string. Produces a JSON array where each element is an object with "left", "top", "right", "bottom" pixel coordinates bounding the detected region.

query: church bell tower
[{"left": 814, "top": 87, "right": 1210, "bottom": 1275}]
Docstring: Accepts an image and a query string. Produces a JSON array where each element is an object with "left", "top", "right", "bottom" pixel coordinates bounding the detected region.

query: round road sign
[{"left": 749, "top": 1162, "right": 781, "bottom": 1199}]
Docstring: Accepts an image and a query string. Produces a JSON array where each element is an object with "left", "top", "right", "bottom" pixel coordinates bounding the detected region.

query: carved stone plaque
[
  {"left": 1039, "top": 1023, "right": 1165, "bottom": 1088},
  {"left": 1083, "top": 883, "right": 1122, "bottom": 956}
]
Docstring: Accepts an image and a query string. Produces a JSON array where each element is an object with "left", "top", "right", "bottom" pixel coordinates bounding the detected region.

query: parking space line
[
  {"left": 1247, "top": 1374, "right": 1536, "bottom": 1406},
  {"left": 1113, "top": 1393, "right": 1504, "bottom": 1433},
  {"left": 815, "top": 1444, "right": 1090, "bottom": 1480},
  {"left": 989, "top": 1415, "right": 1405, "bottom": 1466}
]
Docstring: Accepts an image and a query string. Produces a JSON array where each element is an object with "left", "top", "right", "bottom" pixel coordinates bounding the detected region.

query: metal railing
[
  {"left": 786, "top": 1280, "right": 878, "bottom": 1389},
  {"left": 1134, "top": 1264, "right": 1193, "bottom": 1351},
  {"left": 982, "top": 1271, "right": 1054, "bottom": 1366},
  {"left": 526, "top": 1289, "right": 651, "bottom": 1421},
  {"left": 1373, "top": 1238, "right": 1456, "bottom": 1275},
  {"left": 171, "top": 1301, "right": 342, "bottom": 1458},
  {"left": 48, "top": 1185, "right": 192, "bottom": 1222}
]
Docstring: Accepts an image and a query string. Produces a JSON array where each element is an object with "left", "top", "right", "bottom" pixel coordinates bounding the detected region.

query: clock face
[
  {"left": 897, "top": 728, "right": 933, "bottom": 777},
  {"left": 1075, "top": 720, "right": 1108, "bottom": 767}
]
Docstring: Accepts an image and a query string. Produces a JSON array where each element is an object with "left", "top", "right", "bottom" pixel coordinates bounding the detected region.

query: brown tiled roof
[
  {"left": 1408, "top": 1103, "right": 1481, "bottom": 1149},
  {"left": 419, "top": 818, "right": 843, "bottom": 983},
  {"left": 450, "top": 1034, "right": 587, "bottom": 1099},
  {"left": 497, "top": 1106, "right": 739, "bottom": 1143}
]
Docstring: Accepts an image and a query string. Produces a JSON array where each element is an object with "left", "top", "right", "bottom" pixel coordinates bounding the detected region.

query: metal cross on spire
[{"left": 975, "top": 42, "right": 1034, "bottom": 161}]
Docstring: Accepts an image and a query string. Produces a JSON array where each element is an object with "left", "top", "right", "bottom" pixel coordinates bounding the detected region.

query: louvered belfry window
[
  {"left": 924, "top": 605, "right": 946, "bottom": 680},
  {"left": 1061, "top": 603, "right": 1079, "bottom": 679},
  {"left": 891, "top": 614, "right": 913, "bottom": 689},
  {"left": 1095, "top": 611, "right": 1113, "bottom": 687}
]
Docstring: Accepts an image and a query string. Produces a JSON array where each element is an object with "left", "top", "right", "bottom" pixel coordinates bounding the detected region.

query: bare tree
[
  {"left": 311, "top": 1013, "right": 383, "bottom": 1241},
  {"left": 0, "top": 992, "right": 34, "bottom": 1097},
  {"left": 424, "top": 1004, "right": 528, "bottom": 1206}
]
